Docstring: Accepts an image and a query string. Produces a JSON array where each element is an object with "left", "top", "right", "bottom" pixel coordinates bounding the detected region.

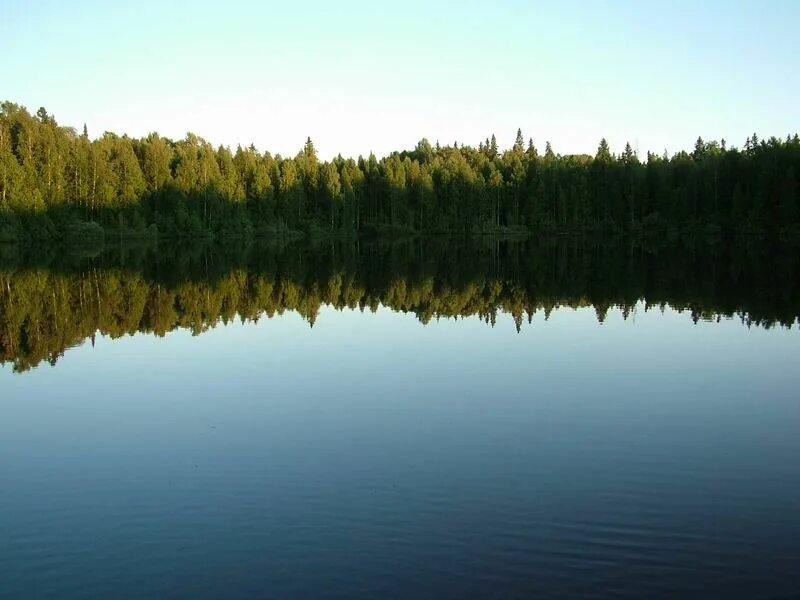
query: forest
[
  {"left": 2, "top": 238, "right": 798, "bottom": 371},
  {"left": 1, "top": 101, "right": 799, "bottom": 242}
]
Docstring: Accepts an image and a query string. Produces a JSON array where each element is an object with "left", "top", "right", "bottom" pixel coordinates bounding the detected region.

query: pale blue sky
[{"left": 2, "top": 0, "right": 798, "bottom": 159}]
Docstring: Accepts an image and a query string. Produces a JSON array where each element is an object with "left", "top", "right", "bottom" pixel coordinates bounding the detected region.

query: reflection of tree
[{"left": 1, "top": 238, "right": 798, "bottom": 372}]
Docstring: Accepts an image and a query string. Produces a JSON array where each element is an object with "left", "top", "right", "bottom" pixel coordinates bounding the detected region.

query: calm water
[{"left": 1, "top": 240, "right": 799, "bottom": 598}]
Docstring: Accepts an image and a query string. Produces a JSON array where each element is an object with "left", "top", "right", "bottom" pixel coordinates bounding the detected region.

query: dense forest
[
  {"left": 1, "top": 101, "right": 799, "bottom": 241},
  {"left": 2, "top": 238, "right": 798, "bottom": 371}
]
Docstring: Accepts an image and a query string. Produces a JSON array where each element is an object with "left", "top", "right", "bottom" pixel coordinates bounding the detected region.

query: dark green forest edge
[
  {"left": 1, "top": 101, "right": 799, "bottom": 241},
  {"left": 1, "top": 238, "right": 798, "bottom": 372}
]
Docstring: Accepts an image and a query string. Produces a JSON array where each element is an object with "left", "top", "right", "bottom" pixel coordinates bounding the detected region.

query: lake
[{"left": 1, "top": 238, "right": 799, "bottom": 598}]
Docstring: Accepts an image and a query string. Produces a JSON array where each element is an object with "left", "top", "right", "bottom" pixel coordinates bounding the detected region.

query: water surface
[{"left": 1, "top": 240, "right": 799, "bottom": 598}]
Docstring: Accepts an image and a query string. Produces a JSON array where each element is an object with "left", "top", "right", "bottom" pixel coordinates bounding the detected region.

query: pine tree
[
  {"left": 513, "top": 128, "right": 524, "bottom": 153},
  {"left": 489, "top": 135, "right": 498, "bottom": 159},
  {"left": 526, "top": 138, "right": 538, "bottom": 160},
  {"left": 623, "top": 142, "right": 635, "bottom": 164},
  {"left": 595, "top": 138, "right": 612, "bottom": 163},
  {"left": 693, "top": 137, "right": 706, "bottom": 161}
]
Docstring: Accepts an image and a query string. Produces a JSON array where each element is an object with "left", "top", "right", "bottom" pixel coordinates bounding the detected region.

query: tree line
[
  {"left": 1, "top": 101, "right": 799, "bottom": 242},
  {"left": 2, "top": 238, "right": 798, "bottom": 371},
  {"left": 0, "top": 102, "right": 800, "bottom": 241}
]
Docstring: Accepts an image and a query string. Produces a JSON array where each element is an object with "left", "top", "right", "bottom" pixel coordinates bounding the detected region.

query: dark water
[{"left": 1, "top": 239, "right": 799, "bottom": 598}]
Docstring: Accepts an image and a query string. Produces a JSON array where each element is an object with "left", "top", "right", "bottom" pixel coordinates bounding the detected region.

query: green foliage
[
  {"left": 64, "top": 220, "right": 105, "bottom": 244},
  {"left": 1, "top": 100, "right": 799, "bottom": 240},
  {"left": 0, "top": 211, "right": 20, "bottom": 242}
]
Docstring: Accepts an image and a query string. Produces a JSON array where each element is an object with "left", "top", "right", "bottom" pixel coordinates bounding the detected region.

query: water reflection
[
  {"left": 2, "top": 239, "right": 800, "bottom": 598},
  {"left": 1, "top": 238, "right": 798, "bottom": 371}
]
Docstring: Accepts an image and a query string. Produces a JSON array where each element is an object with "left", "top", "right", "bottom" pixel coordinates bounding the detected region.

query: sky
[{"left": 2, "top": 0, "right": 798, "bottom": 159}]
